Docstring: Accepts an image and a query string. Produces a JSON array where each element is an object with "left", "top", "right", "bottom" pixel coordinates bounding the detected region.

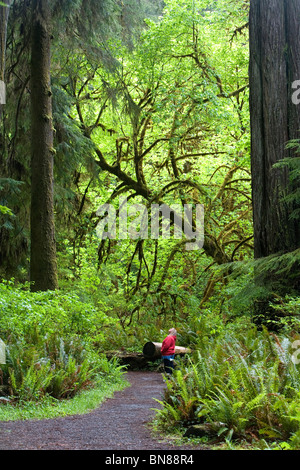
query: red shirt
[{"left": 161, "top": 335, "right": 176, "bottom": 356}]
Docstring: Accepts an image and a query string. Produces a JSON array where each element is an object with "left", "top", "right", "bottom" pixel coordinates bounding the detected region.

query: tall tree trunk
[
  {"left": 249, "top": 0, "right": 300, "bottom": 323},
  {"left": 0, "top": 1, "right": 11, "bottom": 117},
  {"left": 30, "top": 0, "right": 58, "bottom": 291},
  {"left": 249, "top": 0, "right": 300, "bottom": 258}
]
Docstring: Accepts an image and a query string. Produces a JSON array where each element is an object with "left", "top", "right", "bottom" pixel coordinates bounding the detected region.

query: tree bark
[
  {"left": 249, "top": 0, "right": 300, "bottom": 326},
  {"left": 30, "top": 0, "right": 58, "bottom": 291},
  {"left": 249, "top": 0, "right": 300, "bottom": 259},
  {"left": 0, "top": 0, "right": 11, "bottom": 117}
]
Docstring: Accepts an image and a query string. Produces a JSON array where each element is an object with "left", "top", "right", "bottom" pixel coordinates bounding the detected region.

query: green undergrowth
[
  {"left": 0, "top": 280, "right": 127, "bottom": 409},
  {"left": 152, "top": 325, "right": 300, "bottom": 450},
  {"left": 0, "top": 373, "right": 129, "bottom": 421}
]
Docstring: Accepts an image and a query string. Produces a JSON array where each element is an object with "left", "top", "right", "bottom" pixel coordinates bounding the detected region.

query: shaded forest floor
[{"left": 0, "top": 371, "right": 208, "bottom": 451}]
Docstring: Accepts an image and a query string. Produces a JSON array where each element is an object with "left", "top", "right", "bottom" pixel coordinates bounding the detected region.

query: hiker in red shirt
[{"left": 161, "top": 328, "right": 177, "bottom": 375}]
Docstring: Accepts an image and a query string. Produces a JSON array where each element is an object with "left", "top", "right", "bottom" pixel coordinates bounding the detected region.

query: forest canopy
[{"left": 1, "top": 0, "right": 253, "bottom": 315}]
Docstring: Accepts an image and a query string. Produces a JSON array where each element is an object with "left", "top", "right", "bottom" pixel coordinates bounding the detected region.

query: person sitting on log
[{"left": 161, "top": 328, "right": 177, "bottom": 375}]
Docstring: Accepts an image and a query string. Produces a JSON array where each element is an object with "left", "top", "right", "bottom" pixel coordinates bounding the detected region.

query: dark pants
[{"left": 162, "top": 355, "right": 175, "bottom": 374}]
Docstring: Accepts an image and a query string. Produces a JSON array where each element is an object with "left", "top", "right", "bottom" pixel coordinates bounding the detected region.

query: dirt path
[{"left": 0, "top": 371, "right": 207, "bottom": 451}]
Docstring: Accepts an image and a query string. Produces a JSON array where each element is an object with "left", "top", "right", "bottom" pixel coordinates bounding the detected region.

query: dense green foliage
[
  {"left": 0, "top": 0, "right": 299, "bottom": 449},
  {"left": 0, "top": 280, "right": 123, "bottom": 402},
  {"left": 154, "top": 321, "right": 300, "bottom": 449}
]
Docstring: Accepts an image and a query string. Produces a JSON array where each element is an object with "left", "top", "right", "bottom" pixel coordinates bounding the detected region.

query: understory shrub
[{"left": 0, "top": 280, "right": 123, "bottom": 402}]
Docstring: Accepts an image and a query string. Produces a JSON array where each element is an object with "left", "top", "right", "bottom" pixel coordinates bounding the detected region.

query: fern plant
[{"left": 154, "top": 327, "right": 300, "bottom": 444}]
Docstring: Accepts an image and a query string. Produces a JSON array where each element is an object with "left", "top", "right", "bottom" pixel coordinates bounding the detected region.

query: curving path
[{"left": 0, "top": 371, "right": 207, "bottom": 451}]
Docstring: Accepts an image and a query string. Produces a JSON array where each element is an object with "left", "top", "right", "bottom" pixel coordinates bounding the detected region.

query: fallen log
[
  {"left": 143, "top": 341, "right": 191, "bottom": 359},
  {"left": 106, "top": 351, "right": 151, "bottom": 368}
]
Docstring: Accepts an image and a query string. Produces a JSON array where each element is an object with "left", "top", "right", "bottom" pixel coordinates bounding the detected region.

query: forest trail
[{"left": 0, "top": 371, "right": 207, "bottom": 451}]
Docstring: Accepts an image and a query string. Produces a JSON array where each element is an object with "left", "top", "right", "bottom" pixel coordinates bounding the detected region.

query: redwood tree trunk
[
  {"left": 249, "top": 0, "right": 300, "bottom": 324},
  {"left": 249, "top": 0, "right": 300, "bottom": 259},
  {"left": 30, "top": 0, "right": 58, "bottom": 291}
]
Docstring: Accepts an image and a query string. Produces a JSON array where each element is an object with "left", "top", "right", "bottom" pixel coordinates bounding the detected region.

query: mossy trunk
[{"left": 30, "top": 0, "right": 58, "bottom": 291}]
